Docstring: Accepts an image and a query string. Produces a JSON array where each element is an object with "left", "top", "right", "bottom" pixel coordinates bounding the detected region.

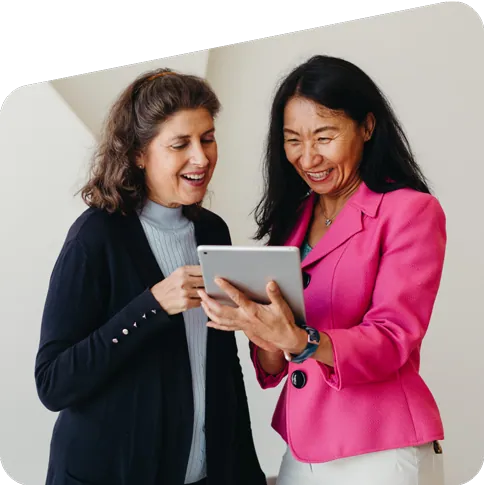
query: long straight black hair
[{"left": 254, "top": 55, "right": 430, "bottom": 245}]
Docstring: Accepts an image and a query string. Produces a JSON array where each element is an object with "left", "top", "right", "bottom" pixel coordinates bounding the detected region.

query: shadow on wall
[{"left": 266, "top": 478, "right": 277, "bottom": 485}]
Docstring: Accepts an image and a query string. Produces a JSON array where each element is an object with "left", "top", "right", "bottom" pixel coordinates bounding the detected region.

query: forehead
[
  {"left": 157, "top": 108, "right": 214, "bottom": 137},
  {"left": 283, "top": 97, "right": 345, "bottom": 127}
]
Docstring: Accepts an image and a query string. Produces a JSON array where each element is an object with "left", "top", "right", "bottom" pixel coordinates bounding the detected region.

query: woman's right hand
[
  {"left": 244, "top": 330, "right": 281, "bottom": 353},
  {"left": 151, "top": 265, "right": 204, "bottom": 315}
]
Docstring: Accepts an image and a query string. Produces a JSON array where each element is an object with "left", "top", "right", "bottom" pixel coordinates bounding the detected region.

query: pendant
[{"left": 325, "top": 219, "right": 332, "bottom": 227}]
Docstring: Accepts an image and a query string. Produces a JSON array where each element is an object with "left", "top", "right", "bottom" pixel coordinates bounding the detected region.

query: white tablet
[{"left": 197, "top": 245, "right": 306, "bottom": 323}]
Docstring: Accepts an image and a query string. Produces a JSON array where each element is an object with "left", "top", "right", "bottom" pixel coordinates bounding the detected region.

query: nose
[
  {"left": 299, "top": 143, "right": 321, "bottom": 171},
  {"left": 191, "top": 142, "right": 210, "bottom": 167}
]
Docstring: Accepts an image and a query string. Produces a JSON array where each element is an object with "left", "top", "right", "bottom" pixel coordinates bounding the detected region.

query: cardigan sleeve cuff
[{"left": 96, "top": 288, "right": 174, "bottom": 349}]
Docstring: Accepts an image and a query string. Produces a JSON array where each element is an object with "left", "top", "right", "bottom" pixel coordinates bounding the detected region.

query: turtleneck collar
[{"left": 139, "top": 199, "right": 188, "bottom": 230}]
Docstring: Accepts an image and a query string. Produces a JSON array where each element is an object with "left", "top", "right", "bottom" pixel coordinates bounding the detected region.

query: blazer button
[
  {"left": 302, "top": 272, "right": 311, "bottom": 289},
  {"left": 291, "top": 370, "right": 307, "bottom": 389}
]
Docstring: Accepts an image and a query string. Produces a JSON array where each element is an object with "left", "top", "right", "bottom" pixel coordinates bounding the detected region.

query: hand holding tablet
[
  {"left": 197, "top": 245, "right": 307, "bottom": 323},
  {"left": 197, "top": 245, "right": 311, "bottom": 357}
]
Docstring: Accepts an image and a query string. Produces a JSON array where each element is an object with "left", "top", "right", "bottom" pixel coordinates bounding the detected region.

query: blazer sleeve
[
  {"left": 249, "top": 341, "right": 288, "bottom": 389},
  {"left": 35, "top": 237, "right": 175, "bottom": 412},
  {"left": 319, "top": 195, "right": 446, "bottom": 390}
]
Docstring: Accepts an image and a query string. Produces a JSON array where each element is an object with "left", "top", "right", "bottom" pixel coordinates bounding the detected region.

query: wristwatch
[{"left": 284, "top": 325, "right": 320, "bottom": 363}]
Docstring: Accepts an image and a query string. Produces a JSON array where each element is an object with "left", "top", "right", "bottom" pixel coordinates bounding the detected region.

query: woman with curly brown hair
[{"left": 34, "top": 69, "right": 265, "bottom": 485}]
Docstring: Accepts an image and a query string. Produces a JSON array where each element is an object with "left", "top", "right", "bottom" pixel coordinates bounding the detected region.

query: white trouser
[{"left": 276, "top": 443, "right": 444, "bottom": 485}]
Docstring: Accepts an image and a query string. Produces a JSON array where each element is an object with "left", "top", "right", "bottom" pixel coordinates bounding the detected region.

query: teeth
[
  {"left": 183, "top": 174, "right": 205, "bottom": 180},
  {"left": 308, "top": 169, "right": 331, "bottom": 180}
]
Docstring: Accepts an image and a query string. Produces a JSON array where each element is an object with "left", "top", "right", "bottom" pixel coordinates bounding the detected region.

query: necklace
[
  {"left": 319, "top": 198, "right": 341, "bottom": 227},
  {"left": 318, "top": 180, "right": 361, "bottom": 227}
]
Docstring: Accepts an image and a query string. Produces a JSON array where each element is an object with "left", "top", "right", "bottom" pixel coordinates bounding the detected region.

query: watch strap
[{"left": 284, "top": 325, "right": 320, "bottom": 364}]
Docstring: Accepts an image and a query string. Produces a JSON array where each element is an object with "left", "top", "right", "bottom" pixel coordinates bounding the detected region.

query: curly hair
[{"left": 80, "top": 68, "right": 221, "bottom": 217}]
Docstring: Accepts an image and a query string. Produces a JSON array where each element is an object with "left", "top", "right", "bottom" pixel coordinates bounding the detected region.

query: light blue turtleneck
[{"left": 139, "top": 199, "right": 207, "bottom": 485}]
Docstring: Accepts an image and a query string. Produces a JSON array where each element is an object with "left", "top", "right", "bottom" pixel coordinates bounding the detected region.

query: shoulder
[
  {"left": 377, "top": 188, "right": 446, "bottom": 250},
  {"left": 379, "top": 188, "right": 446, "bottom": 227},
  {"left": 64, "top": 207, "right": 122, "bottom": 253},
  {"left": 197, "top": 207, "right": 231, "bottom": 238}
]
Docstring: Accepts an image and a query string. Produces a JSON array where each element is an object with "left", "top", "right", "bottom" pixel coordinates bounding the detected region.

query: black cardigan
[{"left": 35, "top": 206, "right": 266, "bottom": 485}]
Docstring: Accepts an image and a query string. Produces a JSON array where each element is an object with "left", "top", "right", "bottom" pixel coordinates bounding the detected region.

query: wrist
[
  {"left": 258, "top": 347, "right": 284, "bottom": 358},
  {"left": 283, "top": 326, "right": 309, "bottom": 355},
  {"left": 283, "top": 326, "right": 322, "bottom": 364}
]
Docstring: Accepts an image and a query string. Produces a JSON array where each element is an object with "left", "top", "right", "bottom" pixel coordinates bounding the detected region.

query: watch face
[{"left": 306, "top": 327, "right": 320, "bottom": 344}]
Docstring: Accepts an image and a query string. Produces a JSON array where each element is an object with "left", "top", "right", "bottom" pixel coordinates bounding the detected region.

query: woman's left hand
[{"left": 198, "top": 279, "right": 306, "bottom": 354}]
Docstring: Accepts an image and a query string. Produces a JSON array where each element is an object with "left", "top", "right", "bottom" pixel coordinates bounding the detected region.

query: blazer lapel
[
  {"left": 287, "top": 183, "right": 384, "bottom": 268},
  {"left": 301, "top": 205, "right": 363, "bottom": 268}
]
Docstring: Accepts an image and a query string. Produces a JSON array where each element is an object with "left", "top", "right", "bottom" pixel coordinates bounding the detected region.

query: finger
[
  {"left": 215, "top": 278, "right": 251, "bottom": 308},
  {"left": 198, "top": 290, "right": 242, "bottom": 324},
  {"left": 197, "top": 289, "right": 211, "bottom": 303},
  {"left": 201, "top": 302, "right": 239, "bottom": 328},
  {"left": 206, "top": 320, "right": 245, "bottom": 331},
  {"left": 186, "top": 275, "right": 205, "bottom": 289},
  {"left": 198, "top": 290, "right": 223, "bottom": 310},
  {"left": 201, "top": 301, "right": 225, "bottom": 323},
  {"left": 186, "top": 298, "right": 202, "bottom": 310},
  {"left": 266, "top": 281, "right": 288, "bottom": 308},
  {"left": 206, "top": 322, "right": 235, "bottom": 332},
  {"left": 183, "top": 265, "right": 203, "bottom": 276}
]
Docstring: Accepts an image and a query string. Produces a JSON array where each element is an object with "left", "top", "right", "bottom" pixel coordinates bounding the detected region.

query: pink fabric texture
[{"left": 251, "top": 183, "right": 446, "bottom": 463}]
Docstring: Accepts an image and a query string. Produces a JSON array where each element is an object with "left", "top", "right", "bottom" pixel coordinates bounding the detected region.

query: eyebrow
[
  {"left": 169, "top": 127, "right": 215, "bottom": 142},
  {"left": 283, "top": 126, "right": 338, "bottom": 136}
]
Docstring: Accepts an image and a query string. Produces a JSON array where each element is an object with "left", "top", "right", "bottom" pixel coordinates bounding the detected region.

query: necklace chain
[
  {"left": 319, "top": 199, "right": 340, "bottom": 227},
  {"left": 317, "top": 181, "right": 361, "bottom": 227}
]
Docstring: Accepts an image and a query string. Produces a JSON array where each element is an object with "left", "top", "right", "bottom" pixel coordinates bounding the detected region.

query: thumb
[{"left": 267, "top": 281, "right": 284, "bottom": 306}]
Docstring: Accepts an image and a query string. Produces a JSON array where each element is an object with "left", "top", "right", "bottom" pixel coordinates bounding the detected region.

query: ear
[
  {"left": 135, "top": 153, "right": 145, "bottom": 170},
  {"left": 363, "top": 113, "right": 376, "bottom": 142}
]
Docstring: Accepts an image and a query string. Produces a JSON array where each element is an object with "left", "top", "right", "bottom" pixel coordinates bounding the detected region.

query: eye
[
  {"left": 172, "top": 143, "right": 188, "bottom": 150},
  {"left": 284, "top": 139, "right": 300, "bottom": 144},
  {"left": 318, "top": 137, "right": 331, "bottom": 143},
  {"left": 201, "top": 138, "right": 215, "bottom": 144}
]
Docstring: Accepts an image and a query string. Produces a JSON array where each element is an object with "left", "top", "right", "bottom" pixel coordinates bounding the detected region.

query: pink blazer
[{"left": 251, "top": 182, "right": 446, "bottom": 463}]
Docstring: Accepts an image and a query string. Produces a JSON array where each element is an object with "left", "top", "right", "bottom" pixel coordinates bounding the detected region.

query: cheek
[
  {"left": 324, "top": 142, "right": 360, "bottom": 171},
  {"left": 147, "top": 156, "right": 182, "bottom": 184},
  {"left": 343, "top": 141, "right": 365, "bottom": 170},
  {"left": 207, "top": 144, "right": 218, "bottom": 164},
  {"left": 284, "top": 145, "right": 300, "bottom": 167}
]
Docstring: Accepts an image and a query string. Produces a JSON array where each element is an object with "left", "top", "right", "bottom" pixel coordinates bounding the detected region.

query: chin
[
  {"left": 183, "top": 193, "right": 206, "bottom": 207},
  {"left": 310, "top": 187, "right": 331, "bottom": 196}
]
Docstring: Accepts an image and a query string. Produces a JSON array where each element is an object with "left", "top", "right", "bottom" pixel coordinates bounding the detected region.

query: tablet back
[{"left": 197, "top": 245, "right": 306, "bottom": 323}]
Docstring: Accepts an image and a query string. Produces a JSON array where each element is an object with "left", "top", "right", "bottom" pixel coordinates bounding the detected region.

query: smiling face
[
  {"left": 283, "top": 96, "right": 374, "bottom": 198},
  {"left": 137, "top": 108, "right": 217, "bottom": 207}
]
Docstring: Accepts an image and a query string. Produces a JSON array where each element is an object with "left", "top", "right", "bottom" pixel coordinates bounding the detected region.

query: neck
[
  {"left": 319, "top": 176, "right": 362, "bottom": 217},
  {"left": 148, "top": 195, "right": 182, "bottom": 209},
  {"left": 140, "top": 198, "right": 186, "bottom": 230}
]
